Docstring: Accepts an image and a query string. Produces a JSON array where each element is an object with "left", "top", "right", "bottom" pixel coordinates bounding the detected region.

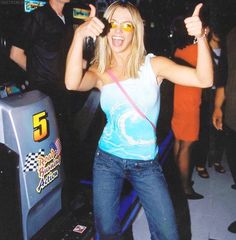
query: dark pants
[
  {"left": 40, "top": 87, "right": 79, "bottom": 204},
  {"left": 225, "top": 125, "right": 236, "bottom": 184}
]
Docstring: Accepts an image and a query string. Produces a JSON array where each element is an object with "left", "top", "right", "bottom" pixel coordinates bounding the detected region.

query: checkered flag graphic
[{"left": 23, "top": 149, "right": 45, "bottom": 172}]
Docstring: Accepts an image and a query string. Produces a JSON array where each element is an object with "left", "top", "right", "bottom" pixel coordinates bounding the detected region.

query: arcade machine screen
[
  {"left": 73, "top": 6, "right": 90, "bottom": 20},
  {"left": 24, "top": 0, "right": 46, "bottom": 13}
]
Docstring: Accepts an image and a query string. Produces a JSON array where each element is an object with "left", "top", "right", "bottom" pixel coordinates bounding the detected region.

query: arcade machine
[
  {"left": 0, "top": 2, "right": 94, "bottom": 237},
  {"left": 0, "top": 90, "right": 64, "bottom": 239}
]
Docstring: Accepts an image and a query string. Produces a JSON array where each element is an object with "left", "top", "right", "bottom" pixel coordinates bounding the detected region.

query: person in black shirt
[
  {"left": 213, "top": 26, "right": 236, "bottom": 234},
  {"left": 193, "top": 27, "right": 227, "bottom": 178},
  {"left": 10, "top": 0, "right": 75, "bottom": 205},
  {"left": 10, "top": 0, "right": 73, "bottom": 115}
]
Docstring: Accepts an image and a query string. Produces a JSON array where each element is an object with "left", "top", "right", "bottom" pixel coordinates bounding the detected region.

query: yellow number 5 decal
[{"left": 33, "top": 111, "right": 49, "bottom": 142}]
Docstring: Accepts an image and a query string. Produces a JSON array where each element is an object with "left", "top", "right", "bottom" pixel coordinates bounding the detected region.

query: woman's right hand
[
  {"left": 65, "top": 4, "right": 104, "bottom": 91},
  {"left": 75, "top": 4, "right": 105, "bottom": 40}
]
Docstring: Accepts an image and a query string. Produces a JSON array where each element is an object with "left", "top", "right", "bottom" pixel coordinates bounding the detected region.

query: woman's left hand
[{"left": 184, "top": 3, "right": 205, "bottom": 39}]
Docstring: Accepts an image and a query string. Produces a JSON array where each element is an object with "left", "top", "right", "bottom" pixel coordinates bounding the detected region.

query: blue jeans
[{"left": 93, "top": 148, "right": 179, "bottom": 240}]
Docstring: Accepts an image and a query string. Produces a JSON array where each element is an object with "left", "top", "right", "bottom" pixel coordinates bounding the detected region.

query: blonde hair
[{"left": 92, "top": 1, "right": 146, "bottom": 78}]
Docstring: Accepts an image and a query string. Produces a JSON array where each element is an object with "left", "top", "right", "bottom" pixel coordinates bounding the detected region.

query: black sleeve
[
  {"left": 10, "top": 11, "right": 40, "bottom": 51},
  {"left": 215, "top": 45, "right": 228, "bottom": 88}
]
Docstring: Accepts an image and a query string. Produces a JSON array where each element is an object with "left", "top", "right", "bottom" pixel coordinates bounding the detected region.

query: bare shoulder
[
  {"left": 151, "top": 56, "right": 174, "bottom": 68},
  {"left": 150, "top": 55, "right": 175, "bottom": 77}
]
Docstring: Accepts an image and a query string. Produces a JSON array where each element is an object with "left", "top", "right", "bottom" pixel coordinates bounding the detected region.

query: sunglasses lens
[
  {"left": 122, "top": 23, "right": 134, "bottom": 32},
  {"left": 110, "top": 22, "right": 118, "bottom": 29},
  {"left": 110, "top": 22, "right": 134, "bottom": 32}
]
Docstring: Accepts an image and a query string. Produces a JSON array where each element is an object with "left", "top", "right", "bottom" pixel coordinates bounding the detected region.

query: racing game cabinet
[{"left": 0, "top": 90, "right": 64, "bottom": 240}]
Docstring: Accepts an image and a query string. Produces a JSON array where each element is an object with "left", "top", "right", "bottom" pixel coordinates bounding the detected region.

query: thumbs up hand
[
  {"left": 75, "top": 4, "right": 105, "bottom": 40},
  {"left": 184, "top": 3, "right": 205, "bottom": 39}
]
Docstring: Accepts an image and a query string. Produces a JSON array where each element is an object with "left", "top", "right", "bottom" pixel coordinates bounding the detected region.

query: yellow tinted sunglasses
[{"left": 110, "top": 21, "right": 134, "bottom": 32}]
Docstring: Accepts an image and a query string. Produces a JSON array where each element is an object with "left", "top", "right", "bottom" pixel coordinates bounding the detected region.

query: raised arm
[
  {"left": 65, "top": 4, "right": 104, "bottom": 91},
  {"left": 153, "top": 3, "right": 213, "bottom": 88}
]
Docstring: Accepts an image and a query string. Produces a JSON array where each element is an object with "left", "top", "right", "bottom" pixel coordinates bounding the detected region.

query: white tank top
[{"left": 99, "top": 54, "right": 161, "bottom": 160}]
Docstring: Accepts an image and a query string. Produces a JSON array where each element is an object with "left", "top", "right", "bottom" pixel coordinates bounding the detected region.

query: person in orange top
[
  {"left": 171, "top": 16, "right": 204, "bottom": 199},
  {"left": 172, "top": 44, "right": 202, "bottom": 141}
]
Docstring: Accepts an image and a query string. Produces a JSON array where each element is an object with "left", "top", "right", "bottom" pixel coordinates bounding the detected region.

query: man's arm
[
  {"left": 212, "top": 87, "right": 225, "bottom": 130},
  {"left": 10, "top": 46, "right": 27, "bottom": 71}
]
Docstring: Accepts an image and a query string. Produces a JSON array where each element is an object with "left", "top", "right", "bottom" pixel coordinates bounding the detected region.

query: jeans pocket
[{"left": 93, "top": 149, "right": 113, "bottom": 171}]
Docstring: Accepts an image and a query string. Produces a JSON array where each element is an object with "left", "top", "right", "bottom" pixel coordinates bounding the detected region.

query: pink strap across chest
[{"left": 106, "top": 69, "right": 156, "bottom": 131}]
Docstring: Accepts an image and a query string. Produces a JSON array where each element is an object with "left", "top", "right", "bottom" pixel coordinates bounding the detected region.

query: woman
[
  {"left": 65, "top": 1, "right": 213, "bottom": 239},
  {"left": 172, "top": 43, "right": 204, "bottom": 199},
  {"left": 170, "top": 15, "right": 204, "bottom": 199}
]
